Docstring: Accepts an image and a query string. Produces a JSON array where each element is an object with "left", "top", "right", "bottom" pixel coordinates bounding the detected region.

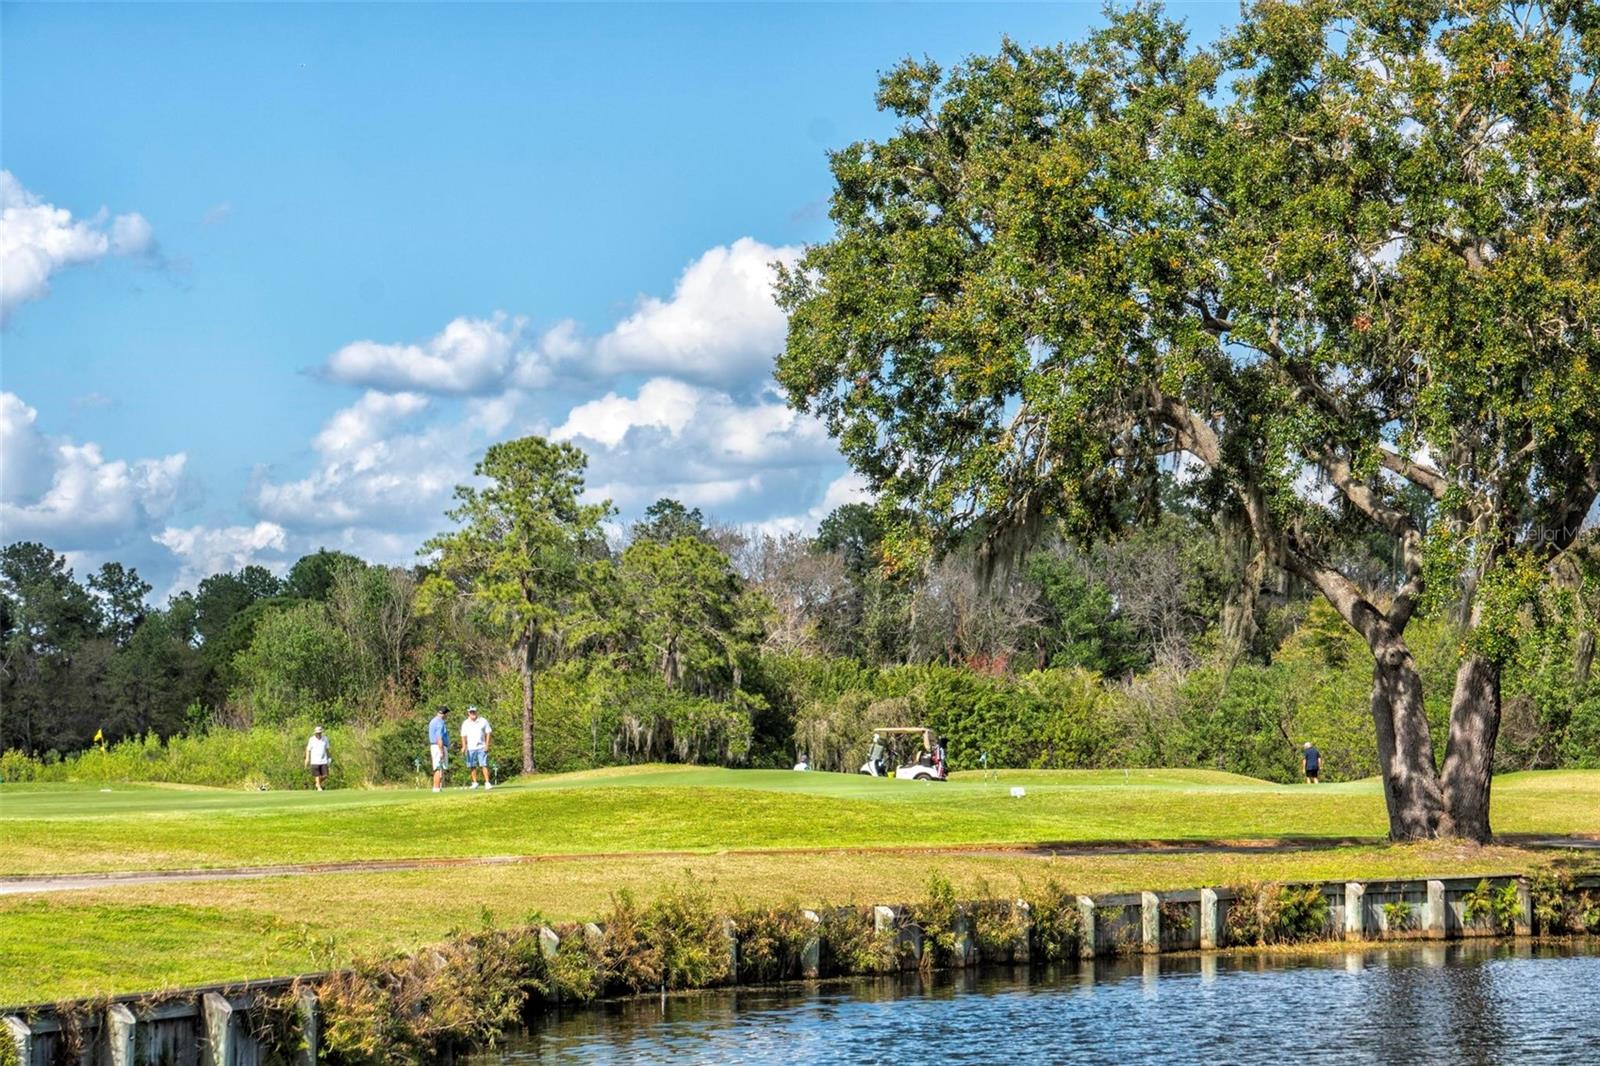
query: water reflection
[{"left": 487, "top": 942, "right": 1600, "bottom": 1064}]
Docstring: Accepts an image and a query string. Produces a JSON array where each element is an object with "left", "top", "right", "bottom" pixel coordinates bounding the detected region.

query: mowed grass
[
  {"left": 4, "top": 766, "right": 1598, "bottom": 876},
  {"left": 3, "top": 842, "right": 1592, "bottom": 1004}
]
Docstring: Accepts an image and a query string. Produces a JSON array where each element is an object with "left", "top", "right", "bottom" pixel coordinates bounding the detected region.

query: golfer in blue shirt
[{"left": 428, "top": 707, "right": 450, "bottom": 792}]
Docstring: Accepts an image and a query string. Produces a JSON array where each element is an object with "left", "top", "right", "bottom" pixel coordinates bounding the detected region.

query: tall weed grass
[{"left": 0, "top": 721, "right": 425, "bottom": 789}]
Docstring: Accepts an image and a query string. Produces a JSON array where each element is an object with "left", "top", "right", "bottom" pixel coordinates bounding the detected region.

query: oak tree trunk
[
  {"left": 1438, "top": 653, "right": 1501, "bottom": 843},
  {"left": 1370, "top": 638, "right": 1445, "bottom": 840}
]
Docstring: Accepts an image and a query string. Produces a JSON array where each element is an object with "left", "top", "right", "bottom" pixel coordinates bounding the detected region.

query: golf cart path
[{"left": 5, "top": 834, "right": 1596, "bottom": 896}]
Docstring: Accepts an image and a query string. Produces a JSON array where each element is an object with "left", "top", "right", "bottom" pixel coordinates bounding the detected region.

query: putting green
[{"left": 2, "top": 766, "right": 1595, "bottom": 877}]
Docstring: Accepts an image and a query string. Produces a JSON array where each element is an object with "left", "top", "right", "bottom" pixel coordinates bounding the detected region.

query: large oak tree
[{"left": 777, "top": 0, "right": 1600, "bottom": 840}]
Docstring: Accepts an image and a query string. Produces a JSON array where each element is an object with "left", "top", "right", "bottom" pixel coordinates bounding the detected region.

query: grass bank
[
  {"left": 3, "top": 843, "right": 1594, "bottom": 1003},
  {"left": 4, "top": 767, "right": 1598, "bottom": 876}
]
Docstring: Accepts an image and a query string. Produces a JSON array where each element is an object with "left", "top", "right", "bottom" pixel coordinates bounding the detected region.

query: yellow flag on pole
[{"left": 94, "top": 728, "right": 104, "bottom": 745}]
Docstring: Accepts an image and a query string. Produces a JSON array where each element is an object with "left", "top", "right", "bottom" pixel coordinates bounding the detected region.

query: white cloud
[
  {"left": 315, "top": 238, "right": 797, "bottom": 397},
  {"left": 312, "top": 390, "right": 430, "bottom": 456},
  {"left": 0, "top": 392, "right": 188, "bottom": 550},
  {"left": 154, "top": 521, "right": 289, "bottom": 591},
  {"left": 595, "top": 238, "right": 800, "bottom": 385},
  {"left": 254, "top": 389, "right": 462, "bottom": 531},
  {"left": 554, "top": 378, "right": 700, "bottom": 448},
  {"left": 553, "top": 376, "right": 835, "bottom": 512},
  {"left": 108, "top": 212, "right": 154, "bottom": 256},
  {"left": 0, "top": 171, "right": 154, "bottom": 322},
  {"left": 323, "top": 314, "right": 548, "bottom": 395},
  {"left": 0, "top": 392, "right": 53, "bottom": 502},
  {"left": 537, "top": 319, "right": 585, "bottom": 362},
  {"left": 749, "top": 471, "right": 873, "bottom": 538}
]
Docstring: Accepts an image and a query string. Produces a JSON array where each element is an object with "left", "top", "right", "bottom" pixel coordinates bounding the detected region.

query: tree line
[
  {"left": 4, "top": 429, "right": 1597, "bottom": 797},
  {"left": 0, "top": 445, "right": 1248, "bottom": 766}
]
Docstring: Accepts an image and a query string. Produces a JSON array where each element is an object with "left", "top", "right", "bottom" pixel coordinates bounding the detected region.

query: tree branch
[
  {"left": 1310, "top": 449, "right": 1420, "bottom": 540},
  {"left": 1377, "top": 445, "right": 1449, "bottom": 502}
]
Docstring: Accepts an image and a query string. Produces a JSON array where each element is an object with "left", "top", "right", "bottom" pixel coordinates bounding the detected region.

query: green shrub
[
  {"left": 247, "top": 982, "right": 318, "bottom": 1066},
  {"left": 1381, "top": 900, "right": 1415, "bottom": 933},
  {"left": 911, "top": 874, "right": 962, "bottom": 969},
  {"left": 644, "top": 878, "right": 733, "bottom": 990},
  {"left": 0, "top": 749, "right": 41, "bottom": 783},
  {"left": 1462, "top": 879, "right": 1522, "bottom": 933},
  {"left": 1225, "top": 884, "right": 1330, "bottom": 945},
  {"left": 546, "top": 931, "right": 602, "bottom": 1002},
  {"left": 734, "top": 902, "right": 812, "bottom": 984},
  {"left": 317, "top": 928, "right": 532, "bottom": 1065},
  {"left": 595, "top": 890, "right": 662, "bottom": 993},
  {"left": 592, "top": 880, "right": 733, "bottom": 993},
  {"left": 818, "top": 907, "right": 899, "bottom": 975},
  {"left": 232, "top": 602, "right": 359, "bottom": 727},
  {"left": 1024, "top": 879, "right": 1086, "bottom": 962},
  {"left": 1529, "top": 869, "right": 1600, "bottom": 934}
]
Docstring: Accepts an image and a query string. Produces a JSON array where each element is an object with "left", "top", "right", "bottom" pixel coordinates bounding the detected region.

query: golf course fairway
[{"left": 1, "top": 766, "right": 1596, "bottom": 1003}]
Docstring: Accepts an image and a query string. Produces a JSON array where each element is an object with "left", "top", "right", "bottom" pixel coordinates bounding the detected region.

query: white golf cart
[{"left": 859, "top": 726, "right": 948, "bottom": 782}]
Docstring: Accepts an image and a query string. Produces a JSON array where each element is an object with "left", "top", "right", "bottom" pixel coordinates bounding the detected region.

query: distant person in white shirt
[
  {"left": 460, "top": 706, "right": 492, "bottom": 790},
  {"left": 304, "top": 726, "right": 330, "bottom": 791}
]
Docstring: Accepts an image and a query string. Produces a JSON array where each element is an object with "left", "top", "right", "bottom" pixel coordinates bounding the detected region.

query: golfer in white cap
[
  {"left": 305, "top": 726, "right": 330, "bottom": 791},
  {"left": 460, "top": 706, "right": 492, "bottom": 790}
]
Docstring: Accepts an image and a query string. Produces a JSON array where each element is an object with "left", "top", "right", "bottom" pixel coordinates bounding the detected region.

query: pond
[{"left": 487, "top": 941, "right": 1600, "bottom": 1064}]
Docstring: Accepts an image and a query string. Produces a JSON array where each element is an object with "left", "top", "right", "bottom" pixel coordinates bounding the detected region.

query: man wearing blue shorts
[
  {"left": 428, "top": 707, "right": 450, "bottom": 792},
  {"left": 460, "top": 705, "right": 493, "bottom": 790}
]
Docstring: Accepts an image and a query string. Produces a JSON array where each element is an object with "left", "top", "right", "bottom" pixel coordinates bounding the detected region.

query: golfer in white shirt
[
  {"left": 304, "top": 726, "right": 330, "bottom": 791},
  {"left": 460, "top": 706, "right": 493, "bottom": 790}
]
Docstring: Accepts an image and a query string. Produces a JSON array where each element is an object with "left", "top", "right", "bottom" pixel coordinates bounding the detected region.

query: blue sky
[{"left": 1, "top": 2, "right": 1234, "bottom": 595}]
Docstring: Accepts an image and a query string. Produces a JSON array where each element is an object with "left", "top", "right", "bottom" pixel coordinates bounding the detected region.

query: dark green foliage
[
  {"left": 1462, "top": 879, "right": 1522, "bottom": 934},
  {"left": 815, "top": 503, "right": 883, "bottom": 578},
  {"left": 286, "top": 550, "right": 367, "bottom": 602},
  {"left": 88, "top": 562, "right": 151, "bottom": 646},
  {"left": 793, "top": 662, "right": 1116, "bottom": 773},
  {"left": 615, "top": 535, "right": 764, "bottom": 694},
  {"left": 232, "top": 602, "right": 358, "bottom": 724},
  {"left": 1380, "top": 900, "right": 1416, "bottom": 933},
  {"left": 1224, "top": 884, "right": 1330, "bottom": 946},
  {"left": 200, "top": 594, "right": 304, "bottom": 707},
  {"left": 1529, "top": 869, "right": 1600, "bottom": 935},
  {"left": 194, "top": 566, "right": 285, "bottom": 647},
  {"left": 1, "top": 542, "right": 103, "bottom": 752},
  {"left": 1024, "top": 554, "right": 1144, "bottom": 676},
  {"left": 630, "top": 498, "right": 710, "bottom": 545},
  {"left": 774, "top": 0, "right": 1600, "bottom": 839},
  {"left": 421, "top": 434, "right": 615, "bottom": 774},
  {"left": 10, "top": 459, "right": 1600, "bottom": 782}
]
